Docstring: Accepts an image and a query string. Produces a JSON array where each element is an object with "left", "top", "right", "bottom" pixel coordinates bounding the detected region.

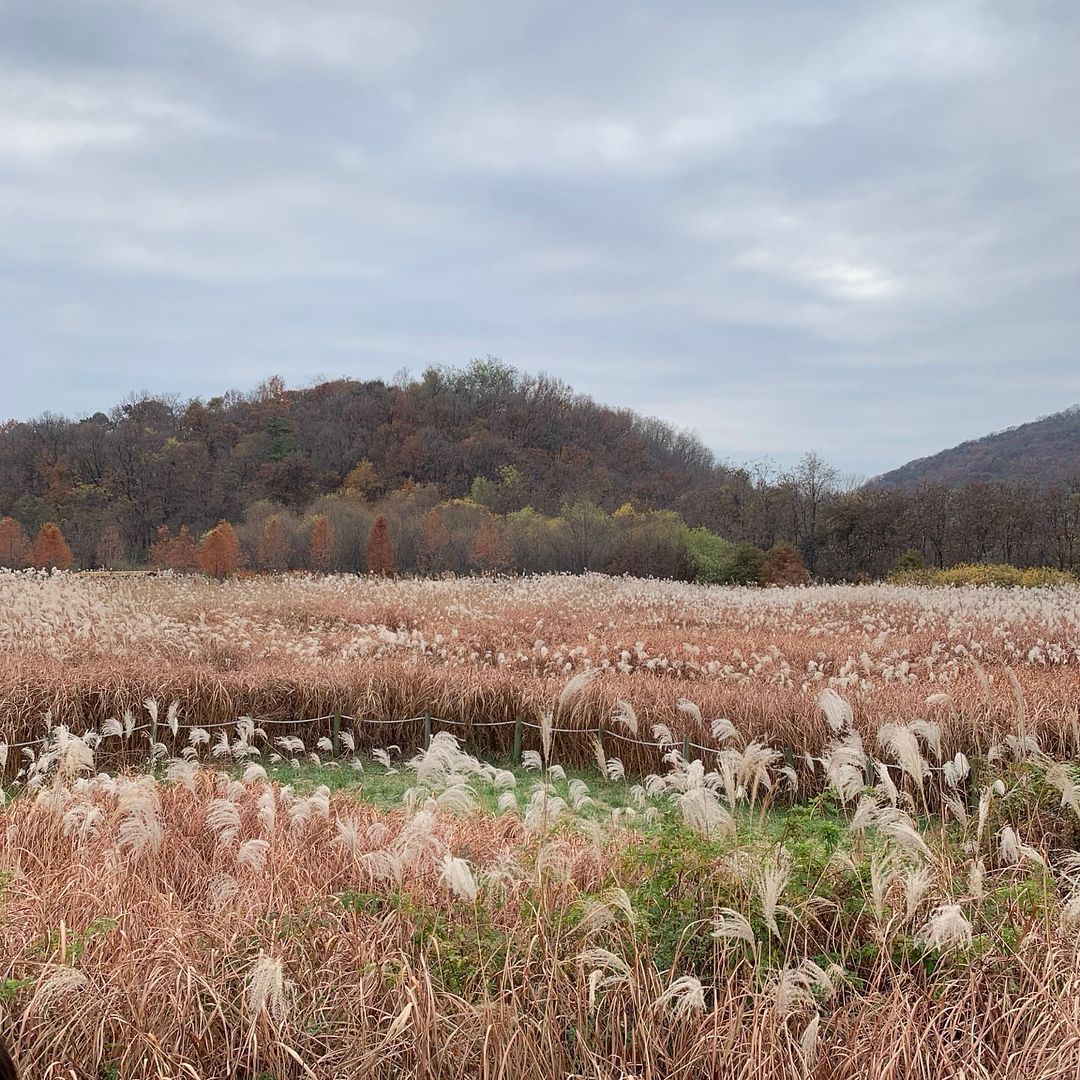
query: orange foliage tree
[
  {"left": 197, "top": 521, "right": 245, "bottom": 579},
  {"left": 95, "top": 524, "right": 127, "bottom": 569},
  {"left": 308, "top": 515, "right": 335, "bottom": 573},
  {"left": 417, "top": 508, "right": 450, "bottom": 572},
  {"left": 257, "top": 516, "right": 290, "bottom": 571},
  {"left": 0, "top": 517, "right": 30, "bottom": 568},
  {"left": 169, "top": 525, "right": 199, "bottom": 571},
  {"left": 364, "top": 515, "right": 396, "bottom": 577},
  {"left": 468, "top": 516, "right": 511, "bottom": 573},
  {"left": 759, "top": 543, "right": 810, "bottom": 586},
  {"left": 149, "top": 525, "right": 200, "bottom": 571},
  {"left": 148, "top": 526, "right": 171, "bottom": 570},
  {"left": 29, "top": 522, "right": 74, "bottom": 571}
]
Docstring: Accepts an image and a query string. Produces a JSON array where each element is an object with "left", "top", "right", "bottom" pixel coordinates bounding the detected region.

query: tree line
[
  {"left": 2, "top": 360, "right": 1079, "bottom": 581},
  {"left": 0, "top": 497, "right": 810, "bottom": 585}
]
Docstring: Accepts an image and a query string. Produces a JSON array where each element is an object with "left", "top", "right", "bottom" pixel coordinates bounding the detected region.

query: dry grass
[
  {"left": 4, "top": 570, "right": 1080, "bottom": 1077},
  {"left": 1, "top": 725, "right": 1080, "bottom": 1078},
  {"left": 4, "top": 570, "right": 1080, "bottom": 770}
]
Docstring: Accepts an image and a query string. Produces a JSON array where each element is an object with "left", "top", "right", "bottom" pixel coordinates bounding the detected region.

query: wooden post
[
  {"left": 149, "top": 714, "right": 158, "bottom": 768},
  {"left": 965, "top": 757, "right": 979, "bottom": 812},
  {"left": 332, "top": 708, "right": 341, "bottom": 758},
  {"left": 682, "top": 735, "right": 691, "bottom": 762},
  {"left": 423, "top": 711, "right": 431, "bottom": 751},
  {"left": 512, "top": 716, "right": 522, "bottom": 765}
]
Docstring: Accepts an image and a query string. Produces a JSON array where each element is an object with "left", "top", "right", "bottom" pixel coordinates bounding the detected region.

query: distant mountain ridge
[{"left": 876, "top": 405, "right": 1080, "bottom": 489}]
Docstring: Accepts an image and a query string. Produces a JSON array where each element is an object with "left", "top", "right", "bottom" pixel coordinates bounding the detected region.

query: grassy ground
[
  {"left": 262, "top": 757, "right": 640, "bottom": 812},
  {"left": 3, "top": 730, "right": 1076, "bottom": 1077}
]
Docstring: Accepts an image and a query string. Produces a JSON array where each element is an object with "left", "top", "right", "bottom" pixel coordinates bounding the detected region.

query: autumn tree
[
  {"left": 417, "top": 508, "right": 450, "bottom": 572},
  {"left": 148, "top": 526, "right": 172, "bottom": 570},
  {"left": 95, "top": 523, "right": 127, "bottom": 569},
  {"left": 149, "top": 524, "right": 199, "bottom": 571},
  {"left": 256, "top": 515, "right": 290, "bottom": 571},
  {"left": 307, "top": 514, "right": 336, "bottom": 573},
  {"left": 0, "top": 517, "right": 30, "bottom": 568},
  {"left": 759, "top": 542, "right": 810, "bottom": 586},
  {"left": 468, "top": 516, "right": 511, "bottom": 573},
  {"left": 341, "top": 459, "right": 378, "bottom": 499},
  {"left": 197, "top": 521, "right": 245, "bottom": 579},
  {"left": 29, "top": 522, "right": 74, "bottom": 571},
  {"left": 169, "top": 525, "right": 199, "bottom": 571},
  {"left": 364, "top": 514, "right": 396, "bottom": 576}
]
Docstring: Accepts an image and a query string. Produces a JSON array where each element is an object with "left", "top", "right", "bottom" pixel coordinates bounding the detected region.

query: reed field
[
  {"left": 3, "top": 569, "right": 1080, "bottom": 1077},
  {"left": 4, "top": 569, "right": 1080, "bottom": 765}
]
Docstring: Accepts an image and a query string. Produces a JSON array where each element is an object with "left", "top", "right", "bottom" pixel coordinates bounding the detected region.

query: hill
[
  {"left": 875, "top": 406, "right": 1080, "bottom": 489},
  {"left": 0, "top": 359, "right": 727, "bottom": 566}
]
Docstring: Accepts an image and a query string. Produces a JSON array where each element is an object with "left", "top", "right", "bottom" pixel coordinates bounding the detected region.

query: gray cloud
[{"left": 0, "top": 0, "right": 1077, "bottom": 475}]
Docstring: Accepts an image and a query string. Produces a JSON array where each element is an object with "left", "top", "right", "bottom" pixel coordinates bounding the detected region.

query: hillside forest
[{"left": 2, "top": 360, "right": 1080, "bottom": 582}]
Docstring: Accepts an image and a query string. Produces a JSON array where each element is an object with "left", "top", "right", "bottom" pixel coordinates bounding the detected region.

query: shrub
[
  {"left": 893, "top": 549, "right": 925, "bottom": 574},
  {"left": 728, "top": 542, "right": 767, "bottom": 585},
  {"left": 685, "top": 528, "right": 736, "bottom": 584},
  {"left": 890, "top": 563, "right": 1076, "bottom": 587}
]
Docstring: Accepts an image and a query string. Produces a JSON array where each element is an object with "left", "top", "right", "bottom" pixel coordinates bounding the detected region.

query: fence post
[
  {"left": 512, "top": 716, "right": 522, "bottom": 765},
  {"left": 423, "top": 711, "right": 431, "bottom": 751},
  {"left": 332, "top": 708, "right": 341, "bottom": 758},
  {"left": 682, "top": 735, "right": 691, "bottom": 762},
  {"left": 965, "top": 758, "right": 979, "bottom": 812},
  {"left": 149, "top": 714, "right": 158, "bottom": 769}
]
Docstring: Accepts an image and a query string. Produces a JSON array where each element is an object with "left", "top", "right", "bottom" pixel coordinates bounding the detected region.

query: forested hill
[
  {"left": 10, "top": 361, "right": 1080, "bottom": 582},
  {"left": 0, "top": 360, "right": 722, "bottom": 559},
  {"left": 876, "top": 406, "right": 1080, "bottom": 489}
]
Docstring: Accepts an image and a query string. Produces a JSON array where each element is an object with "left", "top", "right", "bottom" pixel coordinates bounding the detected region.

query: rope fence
[
  {"left": 0, "top": 707, "right": 960, "bottom": 783},
  {"left": 1, "top": 711, "right": 683, "bottom": 756}
]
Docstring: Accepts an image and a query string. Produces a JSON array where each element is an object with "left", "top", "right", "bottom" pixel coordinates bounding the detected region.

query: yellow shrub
[{"left": 890, "top": 563, "right": 1076, "bottom": 587}]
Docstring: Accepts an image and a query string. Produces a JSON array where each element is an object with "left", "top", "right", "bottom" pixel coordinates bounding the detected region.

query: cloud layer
[{"left": 1, "top": 0, "right": 1078, "bottom": 474}]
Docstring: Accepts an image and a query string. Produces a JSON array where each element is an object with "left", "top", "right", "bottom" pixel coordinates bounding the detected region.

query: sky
[{"left": 1, "top": 1, "right": 1078, "bottom": 477}]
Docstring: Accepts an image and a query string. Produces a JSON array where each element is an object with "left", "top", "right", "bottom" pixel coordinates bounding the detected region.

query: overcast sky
[{"left": 1, "top": 1, "right": 1078, "bottom": 475}]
